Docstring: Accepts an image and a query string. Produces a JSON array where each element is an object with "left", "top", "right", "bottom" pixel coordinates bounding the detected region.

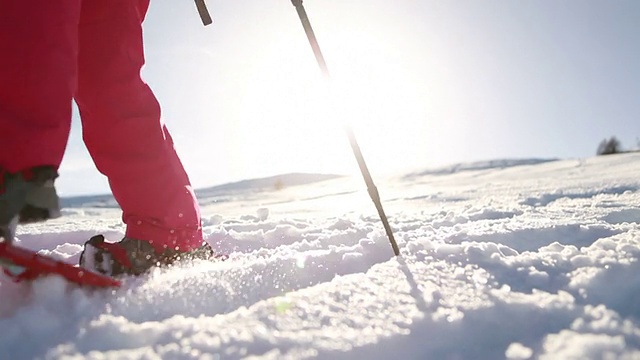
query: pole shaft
[
  {"left": 195, "top": 0, "right": 213, "bottom": 26},
  {"left": 292, "top": 1, "right": 330, "bottom": 76},
  {"left": 291, "top": 0, "right": 400, "bottom": 256}
]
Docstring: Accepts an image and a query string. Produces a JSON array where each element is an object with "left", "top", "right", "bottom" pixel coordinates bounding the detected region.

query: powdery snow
[{"left": 2, "top": 153, "right": 640, "bottom": 359}]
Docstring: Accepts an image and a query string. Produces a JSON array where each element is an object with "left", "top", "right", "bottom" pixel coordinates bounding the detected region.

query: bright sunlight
[{"left": 227, "top": 19, "right": 432, "bottom": 180}]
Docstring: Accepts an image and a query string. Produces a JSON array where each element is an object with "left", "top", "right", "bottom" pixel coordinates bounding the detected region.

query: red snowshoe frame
[{"left": 0, "top": 242, "right": 121, "bottom": 288}]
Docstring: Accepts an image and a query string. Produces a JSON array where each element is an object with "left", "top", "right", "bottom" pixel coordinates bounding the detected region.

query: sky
[{"left": 59, "top": 0, "right": 640, "bottom": 195}]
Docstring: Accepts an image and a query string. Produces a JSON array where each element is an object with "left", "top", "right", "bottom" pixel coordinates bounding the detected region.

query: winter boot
[
  {"left": 78, "top": 235, "right": 223, "bottom": 277},
  {"left": 0, "top": 166, "right": 60, "bottom": 243}
]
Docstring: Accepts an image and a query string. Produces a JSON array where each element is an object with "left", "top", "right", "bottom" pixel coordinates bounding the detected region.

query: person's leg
[
  {"left": 75, "top": 0, "right": 203, "bottom": 255},
  {"left": 0, "top": 1, "right": 78, "bottom": 240},
  {"left": 0, "top": 0, "right": 79, "bottom": 173}
]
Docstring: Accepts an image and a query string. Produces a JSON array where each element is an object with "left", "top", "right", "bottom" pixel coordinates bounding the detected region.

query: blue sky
[{"left": 59, "top": 0, "right": 640, "bottom": 195}]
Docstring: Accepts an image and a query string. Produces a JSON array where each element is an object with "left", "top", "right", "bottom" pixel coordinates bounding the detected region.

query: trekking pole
[
  {"left": 195, "top": 0, "right": 213, "bottom": 26},
  {"left": 290, "top": 0, "right": 400, "bottom": 256}
]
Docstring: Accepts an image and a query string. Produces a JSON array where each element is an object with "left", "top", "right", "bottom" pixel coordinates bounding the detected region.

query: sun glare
[
  {"left": 137, "top": 0, "right": 461, "bottom": 189},
  {"left": 237, "top": 33, "right": 428, "bottom": 178}
]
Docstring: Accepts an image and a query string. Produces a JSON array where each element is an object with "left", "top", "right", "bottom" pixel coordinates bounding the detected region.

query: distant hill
[
  {"left": 60, "top": 173, "right": 343, "bottom": 208},
  {"left": 195, "top": 173, "right": 342, "bottom": 197},
  {"left": 407, "top": 158, "right": 558, "bottom": 177}
]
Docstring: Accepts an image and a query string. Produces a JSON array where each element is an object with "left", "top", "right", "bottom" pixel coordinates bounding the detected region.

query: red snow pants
[{"left": 0, "top": 0, "right": 203, "bottom": 252}]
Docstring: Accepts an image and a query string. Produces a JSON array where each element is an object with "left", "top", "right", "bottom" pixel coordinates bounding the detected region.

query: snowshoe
[{"left": 0, "top": 241, "right": 121, "bottom": 287}]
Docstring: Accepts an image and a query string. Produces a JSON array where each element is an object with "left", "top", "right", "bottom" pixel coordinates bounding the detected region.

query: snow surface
[{"left": 2, "top": 153, "right": 640, "bottom": 359}]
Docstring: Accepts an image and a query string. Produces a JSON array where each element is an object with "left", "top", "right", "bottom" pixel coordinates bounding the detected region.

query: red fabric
[
  {"left": 91, "top": 239, "right": 132, "bottom": 269},
  {"left": 0, "top": 1, "right": 79, "bottom": 171},
  {"left": 0, "top": 0, "right": 203, "bottom": 252}
]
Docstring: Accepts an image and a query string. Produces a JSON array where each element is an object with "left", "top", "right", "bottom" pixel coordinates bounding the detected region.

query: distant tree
[
  {"left": 273, "top": 178, "right": 284, "bottom": 191},
  {"left": 597, "top": 136, "right": 622, "bottom": 155}
]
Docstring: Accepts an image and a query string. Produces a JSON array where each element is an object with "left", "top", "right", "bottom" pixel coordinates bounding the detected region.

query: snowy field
[{"left": 2, "top": 153, "right": 640, "bottom": 359}]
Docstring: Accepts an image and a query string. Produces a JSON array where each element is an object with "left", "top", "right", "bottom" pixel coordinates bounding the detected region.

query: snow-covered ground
[{"left": 2, "top": 153, "right": 640, "bottom": 359}]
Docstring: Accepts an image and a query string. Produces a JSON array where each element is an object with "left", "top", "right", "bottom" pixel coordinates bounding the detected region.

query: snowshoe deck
[{"left": 0, "top": 242, "right": 121, "bottom": 288}]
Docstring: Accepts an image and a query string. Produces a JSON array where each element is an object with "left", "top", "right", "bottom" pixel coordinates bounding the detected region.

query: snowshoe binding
[{"left": 79, "top": 235, "right": 226, "bottom": 277}]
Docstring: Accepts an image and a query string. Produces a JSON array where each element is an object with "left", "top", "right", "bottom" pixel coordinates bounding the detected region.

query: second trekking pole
[{"left": 290, "top": 0, "right": 400, "bottom": 256}]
